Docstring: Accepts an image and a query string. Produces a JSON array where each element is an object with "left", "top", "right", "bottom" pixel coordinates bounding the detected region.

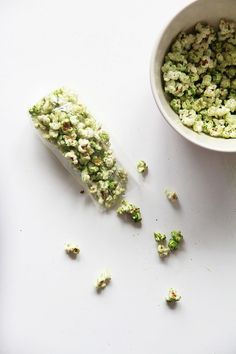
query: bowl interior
[{"left": 150, "top": 0, "right": 236, "bottom": 152}]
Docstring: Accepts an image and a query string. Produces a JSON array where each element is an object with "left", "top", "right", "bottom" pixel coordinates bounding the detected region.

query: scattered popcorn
[{"left": 155, "top": 230, "right": 183, "bottom": 257}]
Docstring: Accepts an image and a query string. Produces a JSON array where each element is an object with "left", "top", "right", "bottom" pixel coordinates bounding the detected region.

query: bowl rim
[{"left": 150, "top": 0, "right": 236, "bottom": 153}]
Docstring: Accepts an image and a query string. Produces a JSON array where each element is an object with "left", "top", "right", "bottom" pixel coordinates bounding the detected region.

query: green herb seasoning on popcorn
[
  {"left": 154, "top": 232, "right": 166, "bottom": 243},
  {"left": 154, "top": 230, "right": 183, "bottom": 257},
  {"left": 168, "top": 230, "right": 183, "bottom": 251},
  {"left": 162, "top": 19, "right": 236, "bottom": 138},
  {"left": 168, "top": 239, "right": 179, "bottom": 251},
  {"left": 117, "top": 200, "right": 142, "bottom": 223},
  {"left": 153, "top": 232, "right": 169, "bottom": 257},
  {"left": 29, "top": 88, "right": 128, "bottom": 208},
  {"left": 171, "top": 230, "right": 183, "bottom": 243}
]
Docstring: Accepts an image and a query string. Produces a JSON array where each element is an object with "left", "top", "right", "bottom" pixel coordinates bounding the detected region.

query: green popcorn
[
  {"left": 212, "top": 71, "right": 222, "bottom": 84},
  {"left": 155, "top": 230, "right": 183, "bottom": 257},
  {"left": 170, "top": 98, "right": 182, "bottom": 113},
  {"left": 220, "top": 76, "right": 231, "bottom": 89},
  {"left": 227, "top": 67, "right": 236, "bottom": 79},
  {"left": 231, "top": 79, "right": 236, "bottom": 90},
  {"left": 168, "top": 230, "right": 184, "bottom": 251},
  {"left": 171, "top": 230, "right": 183, "bottom": 243},
  {"left": 168, "top": 239, "right": 179, "bottom": 251},
  {"left": 202, "top": 74, "right": 212, "bottom": 87},
  {"left": 117, "top": 200, "right": 142, "bottom": 223},
  {"left": 132, "top": 210, "right": 142, "bottom": 223},
  {"left": 154, "top": 232, "right": 166, "bottom": 243}
]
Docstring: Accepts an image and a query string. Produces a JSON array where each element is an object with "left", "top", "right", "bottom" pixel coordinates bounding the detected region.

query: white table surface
[{"left": 1, "top": 0, "right": 236, "bottom": 353}]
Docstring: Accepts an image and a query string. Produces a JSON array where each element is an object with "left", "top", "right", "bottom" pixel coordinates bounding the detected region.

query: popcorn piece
[
  {"left": 165, "top": 190, "right": 178, "bottom": 202},
  {"left": 157, "top": 244, "right": 170, "bottom": 257},
  {"left": 65, "top": 243, "right": 80, "bottom": 255},
  {"left": 117, "top": 200, "right": 142, "bottom": 223},
  {"left": 154, "top": 232, "right": 166, "bottom": 243},
  {"left": 136, "top": 160, "right": 148, "bottom": 174},
  {"left": 166, "top": 288, "right": 181, "bottom": 302},
  {"left": 95, "top": 271, "right": 111, "bottom": 291}
]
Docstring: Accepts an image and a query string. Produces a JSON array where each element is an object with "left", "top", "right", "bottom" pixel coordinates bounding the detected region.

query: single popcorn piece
[
  {"left": 166, "top": 288, "right": 181, "bottom": 303},
  {"left": 165, "top": 189, "right": 178, "bottom": 202},
  {"left": 168, "top": 230, "right": 183, "bottom": 251},
  {"left": 65, "top": 243, "right": 80, "bottom": 255},
  {"left": 171, "top": 230, "right": 183, "bottom": 243},
  {"left": 161, "top": 19, "right": 236, "bottom": 139},
  {"left": 179, "top": 109, "right": 197, "bottom": 127},
  {"left": 95, "top": 271, "right": 111, "bottom": 291},
  {"left": 136, "top": 160, "right": 148, "bottom": 173},
  {"left": 168, "top": 239, "right": 179, "bottom": 251},
  {"left": 157, "top": 244, "right": 170, "bottom": 257},
  {"left": 29, "top": 88, "right": 127, "bottom": 209},
  {"left": 154, "top": 232, "right": 166, "bottom": 243},
  {"left": 117, "top": 200, "right": 142, "bottom": 223}
]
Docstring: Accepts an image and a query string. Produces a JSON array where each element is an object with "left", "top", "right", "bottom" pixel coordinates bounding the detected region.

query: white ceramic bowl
[{"left": 150, "top": 0, "right": 236, "bottom": 152}]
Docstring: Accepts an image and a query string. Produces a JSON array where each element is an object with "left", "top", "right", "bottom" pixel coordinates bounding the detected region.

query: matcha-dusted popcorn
[
  {"left": 154, "top": 232, "right": 166, "bottom": 243},
  {"left": 168, "top": 239, "right": 179, "bottom": 251},
  {"left": 171, "top": 230, "right": 184, "bottom": 243},
  {"left": 117, "top": 200, "right": 142, "bottom": 223},
  {"left": 162, "top": 19, "right": 236, "bottom": 138},
  {"left": 29, "top": 88, "right": 128, "bottom": 208},
  {"left": 154, "top": 230, "right": 183, "bottom": 257},
  {"left": 168, "top": 230, "right": 183, "bottom": 251}
]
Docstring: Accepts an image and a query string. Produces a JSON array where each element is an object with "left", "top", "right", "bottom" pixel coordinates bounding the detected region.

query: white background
[{"left": 1, "top": 0, "right": 236, "bottom": 353}]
